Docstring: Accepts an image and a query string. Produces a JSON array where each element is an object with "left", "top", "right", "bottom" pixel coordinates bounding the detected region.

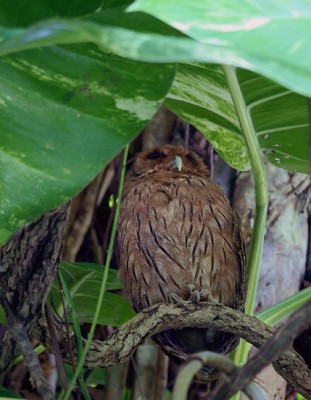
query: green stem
[
  {"left": 58, "top": 271, "right": 83, "bottom": 359},
  {"left": 58, "top": 271, "right": 90, "bottom": 400},
  {"left": 222, "top": 65, "right": 268, "bottom": 372},
  {"left": 172, "top": 359, "right": 204, "bottom": 400},
  {"left": 256, "top": 285, "right": 311, "bottom": 326},
  {"left": 222, "top": 65, "right": 268, "bottom": 315},
  {"left": 173, "top": 352, "right": 265, "bottom": 400},
  {"left": 62, "top": 145, "right": 129, "bottom": 400}
]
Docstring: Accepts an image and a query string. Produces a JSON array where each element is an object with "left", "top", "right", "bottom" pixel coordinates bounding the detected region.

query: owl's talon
[
  {"left": 169, "top": 292, "right": 192, "bottom": 309},
  {"left": 187, "top": 284, "right": 209, "bottom": 304},
  {"left": 190, "top": 290, "right": 201, "bottom": 304}
]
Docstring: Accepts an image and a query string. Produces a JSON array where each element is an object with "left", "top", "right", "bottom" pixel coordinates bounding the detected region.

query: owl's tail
[{"left": 152, "top": 327, "right": 239, "bottom": 381}]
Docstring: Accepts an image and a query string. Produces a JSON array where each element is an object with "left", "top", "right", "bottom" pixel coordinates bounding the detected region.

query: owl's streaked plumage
[{"left": 118, "top": 144, "right": 246, "bottom": 378}]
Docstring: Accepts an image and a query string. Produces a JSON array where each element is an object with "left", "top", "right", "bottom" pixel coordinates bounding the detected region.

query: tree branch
[
  {"left": 38, "top": 301, "right": 311, "bottom": 399},
  {"left": 6, "top": 309, "right": 54, "bottom": 400},
  {"left": 209, "top": 299, "right": 311, "bottom": 399}
]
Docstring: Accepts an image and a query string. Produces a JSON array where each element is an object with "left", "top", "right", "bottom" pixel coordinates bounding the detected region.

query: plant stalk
[
  {"left": 222, "top": 65, "right": 268, "bottom": 375},
  {"left": 62, "top": 145, "right": 129, "bottom": 400}
]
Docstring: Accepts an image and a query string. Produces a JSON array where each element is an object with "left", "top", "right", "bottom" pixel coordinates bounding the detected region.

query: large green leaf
[
  {"left": 0, "top": 2, "right": 310, "bottom": 244},
  {"left": 165, "top": 64, "right": 309, "bottom": 173},
  {"left": 129, "top": 0, "right": 311, "bottom": 97},
  {"left": 0, "top": 2, "right": 310, "bottom": 99},
  {"left": 237, "top": 68, "right": 309, "bottom": 173},
  {"left": 51, "top": 262, "right": 135, "bottom": 326},
  {"left": 0, "top": 17, "right": 226, "bottom": 58},
  {"left": 0, "top": 44, "right": 175, "bottom": 244},
  {"left": 165, "top": 64, "right": 249, "bottom": 171},
  {"left": 256, "top": 286, "right": 311, "bottom": 327}
]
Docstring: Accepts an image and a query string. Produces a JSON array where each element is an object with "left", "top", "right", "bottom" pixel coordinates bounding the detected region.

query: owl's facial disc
[
  {"left": 132, "top": 144, "right": 209, "bottom": 177},
  {"left": 171, "top": 156, "right": 182, "bottom": 171}
]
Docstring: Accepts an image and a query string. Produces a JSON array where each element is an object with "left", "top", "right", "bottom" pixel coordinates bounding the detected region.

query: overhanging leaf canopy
[{"left": 0, "top": 0, "right": 310, "bottom": 244}]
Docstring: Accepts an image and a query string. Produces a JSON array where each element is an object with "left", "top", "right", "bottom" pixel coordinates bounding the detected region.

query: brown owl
[{"left": 118, "top": 144, "right": 246, "bottom": 377}]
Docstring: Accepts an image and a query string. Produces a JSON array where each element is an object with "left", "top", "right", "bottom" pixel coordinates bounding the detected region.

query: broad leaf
[
  {"left": 256, "top": 286, "right": 311, "bottom": 326},
  {"left": 129, "top": 0, "right": 311, "bottom": 97},
  {"left": 166, "top": 64, "right": 309, "bottom": 173},
  {"left": 0, "top": 17, "right": 231, "bottom": 59},
  {"left": 165, "top": 64, "right": 249, "bottom": 171},
  {"left": 237, "top": 69, "right": 309, "bottom": 173},
  {"left": 0, "top": 2, "right": 310, "bottom": 244},
  {"left": 51, "top": 262, "right": 134, "bottom": 326},
  {"left": 0, "top": 3, "right": 310, "bottom": 99},
  {"left": 0, "top": 44, "right": 175, "bottom": 244},
  {"left": 58, "top": 262, "right": 123, "bottom": 291}
]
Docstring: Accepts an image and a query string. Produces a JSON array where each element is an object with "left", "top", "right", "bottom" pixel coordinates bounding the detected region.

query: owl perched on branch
[{"left": 118, "top": 144, "right": 246, "bottom": 378}]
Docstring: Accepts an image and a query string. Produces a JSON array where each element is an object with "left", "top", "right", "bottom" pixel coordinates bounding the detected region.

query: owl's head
[{"left": 132, "top": 144, "right": 209, "bottom": 176}]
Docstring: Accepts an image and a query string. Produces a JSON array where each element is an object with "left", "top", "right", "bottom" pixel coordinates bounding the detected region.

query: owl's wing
[{"left": 119, "top": 174, "right": 246, "bottom": 312}]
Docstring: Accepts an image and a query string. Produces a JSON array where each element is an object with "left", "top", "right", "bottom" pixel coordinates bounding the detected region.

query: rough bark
[
  {"left": 62, "top": 173, "right": 106, "bottom": 262},
  {"left": 36, "top": 301, "right": 311, "bottom": 399},
  {"left": 234, "top": 165, "right": 310, "bottom": 311},
  {"left": 234, "top": 164, "right": 311, "bottom": 399},
  {"left": 0, "top": 202, "right": 69, "bottom": 398}
]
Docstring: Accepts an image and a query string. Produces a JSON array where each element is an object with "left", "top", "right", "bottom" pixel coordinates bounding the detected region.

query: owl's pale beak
[{"left": 171, "top": 156, "right": 183, "bottom": 171}]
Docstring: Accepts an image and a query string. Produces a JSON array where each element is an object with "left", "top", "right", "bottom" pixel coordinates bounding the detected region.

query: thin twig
[
  {"left": 55, "top": 272, "right": 77, "bottom": 375},
  {"left": 7, "top": 309, "right": 54, "bottom": 400},
  {"left": 45, "top": 305, "right": 68, "bottom": 392},
  {"left": 58, "top": 272, "right": 90, "bottom": 400}
]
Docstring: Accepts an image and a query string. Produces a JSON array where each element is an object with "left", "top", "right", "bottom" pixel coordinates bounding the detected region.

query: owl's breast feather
[{"left": 119, "top": 171, "right": 245, "bottom": 310}]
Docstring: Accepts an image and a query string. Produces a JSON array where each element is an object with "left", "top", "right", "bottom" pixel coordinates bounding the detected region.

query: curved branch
[
  {"left": 209, "top": 299, "right": 311, "bottom": 399},
  {"left": 39, "top": 301, "right": 311, "bottom": 398}
]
